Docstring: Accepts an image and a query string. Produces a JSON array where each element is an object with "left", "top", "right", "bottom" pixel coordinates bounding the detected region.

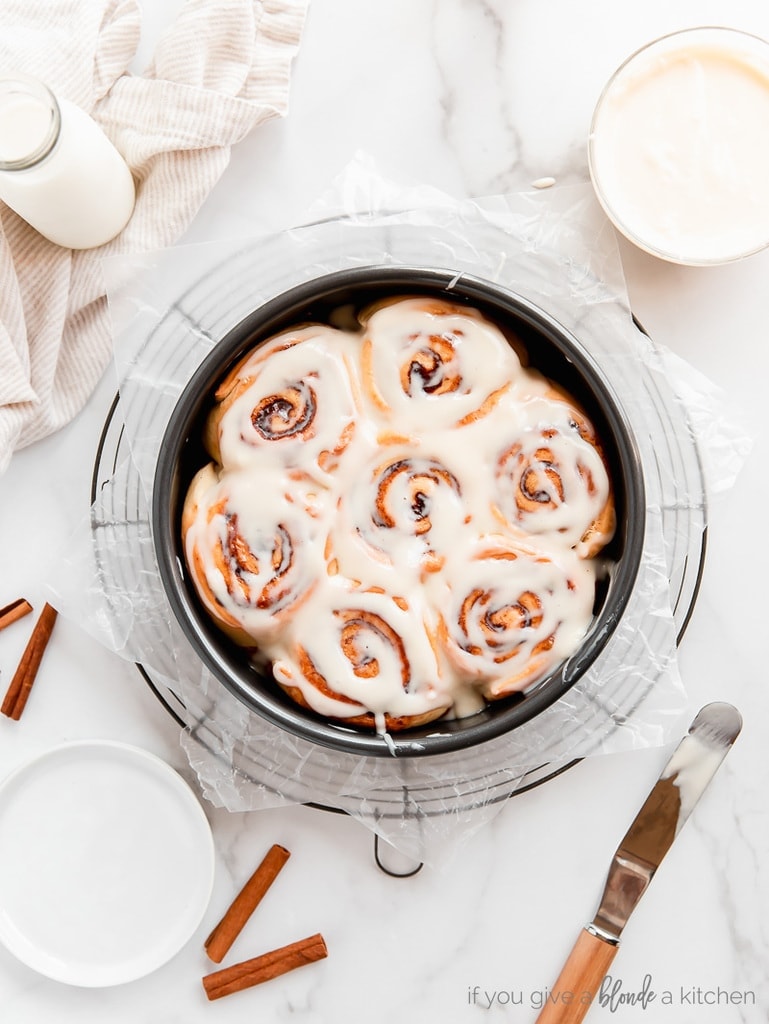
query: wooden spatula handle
[{"left": 534, "top": 928, "right": 619, "bottom": 1024}]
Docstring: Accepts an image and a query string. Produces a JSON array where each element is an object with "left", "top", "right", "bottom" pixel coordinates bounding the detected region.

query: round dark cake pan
[{"left": 152, "top": 266, "right": 646, "bottom": 757}]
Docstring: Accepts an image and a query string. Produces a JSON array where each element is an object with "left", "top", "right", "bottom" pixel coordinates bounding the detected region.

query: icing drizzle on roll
[
  {"left": 436, "top": 535, "right": 597, "bottom": 699},
  {"left": 359, "top": 297, "right": 521, "bottom": 430},
  {"left": 272, "top": 581, "right": 451, "bottom": 733},
  {"left": 490, "top": 390, "right": 616, "bottom": 558},
  {"left": 205, "top": 325, "right": 360, "bottom": 481},
  {"left": 182, "top": 296, "right": 617, "bottom": 733},
  {"left": 183, "top": 464, "right": 326, "bottom": 647}
]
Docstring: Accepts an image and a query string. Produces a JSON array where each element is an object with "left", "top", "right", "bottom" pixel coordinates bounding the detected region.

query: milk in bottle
[{"left": 0, "top": 74, "right": 135, "bottom": 250}]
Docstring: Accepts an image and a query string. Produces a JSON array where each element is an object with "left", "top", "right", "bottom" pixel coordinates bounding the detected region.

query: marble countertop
[{"left": 2, "top": 1, "right": 769, "bottom": 1021}]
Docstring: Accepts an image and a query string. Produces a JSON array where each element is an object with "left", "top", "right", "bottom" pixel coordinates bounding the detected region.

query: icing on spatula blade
[{"left": 534, "top": 702, "right": 742, "bottom": 1024}]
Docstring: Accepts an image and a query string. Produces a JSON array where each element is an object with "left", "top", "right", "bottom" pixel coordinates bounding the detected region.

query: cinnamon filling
[{"left": 251, "top": 381, "right": 316, "bottom": 440}]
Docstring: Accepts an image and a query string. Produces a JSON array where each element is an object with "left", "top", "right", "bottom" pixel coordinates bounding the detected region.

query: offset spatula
[{"left": 535, "top": 701, "right": 742, "bottom": 1024}]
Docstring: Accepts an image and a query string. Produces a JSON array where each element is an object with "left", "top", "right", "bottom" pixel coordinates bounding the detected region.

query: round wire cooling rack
[{"left": 87, "top": 219, "right": 709, "bottom": 873}]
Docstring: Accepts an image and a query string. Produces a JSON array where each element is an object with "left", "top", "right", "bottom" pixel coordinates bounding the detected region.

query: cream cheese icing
[
  {"left": 590, "top": 28, "right": 769, "bottom": 264},
  {"left": 182, "top": 297, "right": 616, "bottom": 732}
]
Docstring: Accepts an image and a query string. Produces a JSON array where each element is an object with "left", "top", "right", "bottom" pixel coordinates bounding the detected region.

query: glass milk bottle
[{"left": 0, "top": 74, "right": 135, "bottom": 249}]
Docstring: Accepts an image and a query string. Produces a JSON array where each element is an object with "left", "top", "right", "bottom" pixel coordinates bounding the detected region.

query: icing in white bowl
[{"left": 589, "top": 27, "right": 769, "bottom": 265}]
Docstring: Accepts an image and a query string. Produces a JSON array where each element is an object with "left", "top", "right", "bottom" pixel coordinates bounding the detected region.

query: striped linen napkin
[{"left": 0, "top": 0, "right": 308, "bottom": 473}]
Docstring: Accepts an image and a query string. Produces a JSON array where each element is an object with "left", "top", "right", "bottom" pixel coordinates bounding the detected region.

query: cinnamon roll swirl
[
  {"left": 359, "top": 297, "right": 523, "bottom": 432},
  {"left": 438, "top": 537, "right": 597, "bottom": 699},
  {"left": 182, "top": 464, "right": 324, "bottom": 647},
  {"left": 205, "top": 325, "right": 359, "bottom": 481},
  {"left": 329, "top": 450, "right": 468, "bottom": 588},
  {"left": 271, "top": 583, "right": 451, "bottom": 731},
  {"left": 492, "top": 393, "right": 616, "bottom": 558}
]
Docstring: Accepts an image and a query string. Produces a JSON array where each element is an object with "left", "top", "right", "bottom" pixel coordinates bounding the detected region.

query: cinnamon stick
[
  {"left": 1, "top": 602, "right": 58, "bottom": 720},
  {"left": 0, "top": 598, "right": 33, "bottom": 632},
  {"left": 205, "top": 843, "right": 291, "bottom": 963},
  {"left": 202, "top": 933, "right": 328, "bottom": 1001}
]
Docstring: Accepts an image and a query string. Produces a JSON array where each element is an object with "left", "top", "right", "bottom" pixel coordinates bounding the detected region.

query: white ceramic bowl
[{"left": 589, "top": 27, "right": 769, "bottom": 265}]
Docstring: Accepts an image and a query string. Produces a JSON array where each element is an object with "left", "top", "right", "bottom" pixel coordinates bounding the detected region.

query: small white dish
[{"left": 0, "top": 740, "right": 215, "bottom": 987}]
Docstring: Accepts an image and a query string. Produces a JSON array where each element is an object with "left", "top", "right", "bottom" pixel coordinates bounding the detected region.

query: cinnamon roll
[
  {"left": 182, "top": 464, "right": 324, "bottom": 647},
  {"left": 359, "top": 297, "right": 523, "bottom": 432},
  {"left": 437, "top": 537, "right": 598, "bottom": 699},
  {"left": 271, "top": 583, "right": 451, "bottom": 731},
  {"left": 491, "top": 393, "right": 616, "bottom": 558},
  {"left": 329, "top": 449, "right": 469, "bottom": 588},
  {"left": 205, "top": 325, "right": 359, "bottom": 481}
]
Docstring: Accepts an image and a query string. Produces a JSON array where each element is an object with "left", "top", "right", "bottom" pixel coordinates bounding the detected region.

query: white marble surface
[{"left": 2, "top": 1, "right": 769, "bottom": 1021}]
